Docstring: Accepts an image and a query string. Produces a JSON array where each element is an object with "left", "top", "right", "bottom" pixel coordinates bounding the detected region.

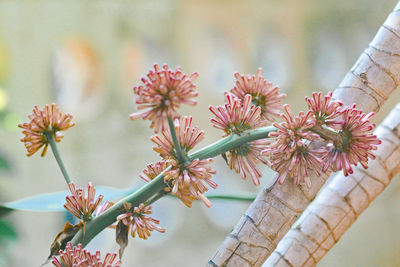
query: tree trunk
[
  {"left": 209, "top": 2, "right": 400, "bottom": 266},
  {"left": 264, "top": 103, "right": 400, "bottom": 266}
]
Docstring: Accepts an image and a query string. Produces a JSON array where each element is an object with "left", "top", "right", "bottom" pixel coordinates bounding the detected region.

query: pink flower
[
  {"left": 263, "top": 105, "right": 324, "bottom": 187},
  {"left": 18, "top": 103, "right": 75, "bottom": 156},
  {"left": 93, "top": 200, "right": 113, "bottom": 217},
  {"left": 305, "top": 91, "right": 343, "bottom": 127},
  {"left": 140, "top": 161, "right": 198, "bottom": 207},
  {"left": 151, "top": 116, "right": 204, "bottom": 159},
  {"left": 266, "top": 144, "right": 325, "bottom": 187},
  {"left": 150, "top": 116, "right": 217, "bottom": 207},
  {"left": 227, "top": 139, "right": 269, "bottom": 186},
  {"left": 116, "top": 202, "right": 165, "bottom": 240},
  {"left": 322, "top": 105, "right": 381, "bottom": 176},
  {"left": 210, "top": 93, "right": 266, "bottom": 136},
  {"left": 52, "top": 242, "right": 121, "bottom": 267},
  {"left": 165, "top": 158, "right": 217, "bottom": 208},
  {"left": 130, "top": 64, "right": 199, "bottom": 133},
  {"left": 64, "top": 182, "right": 104, "bottom": 222},
  {"left": 139, "top": 161, "right": 171, "bottom": 183},
  {"left": 230, "top": 68, "right": 286, "bottom": 121},
  {"left": 209, "top": 93, "right": 268, "bottom": 185}
]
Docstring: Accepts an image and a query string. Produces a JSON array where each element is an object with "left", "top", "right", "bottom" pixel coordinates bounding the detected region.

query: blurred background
[{"left": 0, "top": 0, "right": 400, "bottom": 266}]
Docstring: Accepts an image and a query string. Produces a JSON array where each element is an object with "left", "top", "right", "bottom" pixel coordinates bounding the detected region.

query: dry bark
[
  {"left": 264, "top": 103, "right": 400, "bottom": 267},
  {"left": 209, "top": 2, "right": 400, "bottom": 266}
]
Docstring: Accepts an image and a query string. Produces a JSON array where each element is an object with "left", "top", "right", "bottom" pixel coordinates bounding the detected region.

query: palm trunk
[
  {"left": 209, "top": 2, "right": 400, "bottom": 266},
  {"left": 264, "top": 103, "right": 400, "bottom": 266}
]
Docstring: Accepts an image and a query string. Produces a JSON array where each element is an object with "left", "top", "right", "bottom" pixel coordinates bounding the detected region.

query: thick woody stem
[
  {"left": 209, "top": 2, "right": 400, "bottom": 266},
  {"left": 265, "top": 103, "right": 400, "bottom": 266}
]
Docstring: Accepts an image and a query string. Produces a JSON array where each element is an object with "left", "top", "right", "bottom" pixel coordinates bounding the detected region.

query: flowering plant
[{"left": 16, "top": 64, "right": 380, "bottom": 266}]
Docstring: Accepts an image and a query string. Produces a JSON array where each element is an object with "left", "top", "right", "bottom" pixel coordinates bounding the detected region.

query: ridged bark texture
[
  {"left": 209, "top": 2, "right": 400, "bottom": 266},
  {"left": 264, "top": 103, "right": 400, "bottom": 267}
]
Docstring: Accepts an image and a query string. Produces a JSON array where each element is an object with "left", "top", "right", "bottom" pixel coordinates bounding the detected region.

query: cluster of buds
[
  {"left": 52, "top": 242, "right": 121, "bottom": 267},
  {"left": 209, "top": 93, "right": 270, "bottom": 185},
  {"left": 18, "top": 103, "right": 75, "bottom": 156},
  {"left": 230, "top": 68, "right": 286, "bottom": 121},
  {"left": 129, "top": 64, "right": 199, "bottom": 133},
  {"left": 113, "top": 202, "right": 165, "bottom": 257},
  {"left": 115, "top": 202, "right": 165, "bottom": 240},
  {"left": 264, "top": 105, "right": 325, "bottom": 187},
  {"left": 64, "top": 182, "right": 113, "bottom": 231},
  {"left": 150, "top": 116, "right": 217, "bottom": 207}
]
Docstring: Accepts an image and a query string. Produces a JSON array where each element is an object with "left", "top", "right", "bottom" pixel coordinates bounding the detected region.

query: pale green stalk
[
  {"left": 167, "top": 117, "right": 188, "bottom": 164},
  {"left": 45, "top": 132, "right": 71, "bottom": 185}
]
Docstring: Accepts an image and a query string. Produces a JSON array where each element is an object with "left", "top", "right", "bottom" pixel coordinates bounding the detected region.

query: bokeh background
[{"left": 1, "top": 0, "right": 400, "bottom": 266}]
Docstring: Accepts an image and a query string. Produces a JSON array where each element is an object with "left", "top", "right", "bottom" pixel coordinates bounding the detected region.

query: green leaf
[
  {"left": 0, "top": 186, "right": 136, "bottom": 214},
  {"left": 0, "top": 220, "right": 17, "bottom": 241},
  {"left": 0, "top": 155, "right": 11, "bottom": 171}
]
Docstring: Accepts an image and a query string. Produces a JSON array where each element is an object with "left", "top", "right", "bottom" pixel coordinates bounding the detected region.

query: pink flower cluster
[
  {"left": 150, "top": 116, "right": 217, "bottom": 207},
  {"left": 64, "top": 182, "right": 112, "bottom": 222},
  {"left": 231, "top": 68, "right": 286, "bottom": 121},
  {"left": 130, "top": 64, "right": 198, "bottom": 133},
  {"left": 263, "top": 105, "right": 324, "bottom": 187},
  {"left": 52, "top": 242, "right": 121, "bottom": 267},
  {"left": 264, "top": 92, "right": 381, "bottom": 186},
  {"left": 305, "top": 91, "right": 343, "bottom": 127},
  {"left": 19, "top": 103, "right": 75, "bottom": 156},
  {"left": 322, "top": 105, "right": 381, "bottom": 176},
  {"left": 210, "top": 93, "right": 266, "bottom": 136},
  {"left": 116, "top": 202, "right": 165, "bottom": 240},
  {"left": 210, "top": 93, "right": 269, "bottom": 186},
  {"left": 130, "top": 65, "right": 381, "bottom": 188}
]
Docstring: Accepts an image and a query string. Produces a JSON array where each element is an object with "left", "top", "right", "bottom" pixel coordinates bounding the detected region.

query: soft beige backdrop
[{"left": 0, "top": 0, "right": 399, "bottom": 266}]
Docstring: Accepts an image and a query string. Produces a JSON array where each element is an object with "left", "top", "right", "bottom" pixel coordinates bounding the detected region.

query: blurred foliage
[
  {"left": 0, "top": 220, "right": 17, "bottom": 242},
  {"left": 0, "top": 88, "right": 21, "bottom": 132},
  {"left": 0, "top": 153, "right": 10, "bottom": 172},
  {"left": 0, "top": 219, "right": 17, "bottom": 265},
  {"left": 0, "top": 57, "right": 17, "bottom": 263}
]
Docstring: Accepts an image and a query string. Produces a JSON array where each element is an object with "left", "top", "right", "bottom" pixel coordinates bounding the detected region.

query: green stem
[
  {"left": 145, "top": 190, "right": 170, "bottom": 206},
  {"left": 309, "top": 124, "right": 341, "bottom": 143},
  {"left": 71, "top": 166, "right": 171, "bottom": 247},
  {"left": 204, "top": 194, "right": 256, "bottom": 202},
  {"left": 71, "top": 126, "right": 276, "bottom": 247},
  {"left": 45, "top": 132, "right": 71, "bottom": 185},
  {"left": 189, "top": 126, "right": 276, "bottom": 161},
  {"left": 166, "top": 193, "right": 256, "bottom": 202},
  {"left": 167, "top": 117, "right": 188, "bottom": 164}
]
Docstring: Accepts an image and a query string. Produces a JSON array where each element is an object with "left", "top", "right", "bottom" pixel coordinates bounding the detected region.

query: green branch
[
  {"left": 71, "top": 166, "right": 171, "bottom": 247},
  {"left": 309, "top": 124, "right": 340, "bottom": 143},
  {"left": 45, "top": 132, "right": 71, "bottom": 185},
  {"left": 189, "top": 126, "right": 276, "bottom": 161},
  {"left": 205, "top": 194, "right": 256, "bottom": 202},
  {"left": 167, "top": 117, "right": 187, "bottom": 164},
  {"left": 70, "top": 126, "right": 276, "bottom": 248},
  {"left": 166, "top": 193, "right": 256, "bottom": 202}
]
